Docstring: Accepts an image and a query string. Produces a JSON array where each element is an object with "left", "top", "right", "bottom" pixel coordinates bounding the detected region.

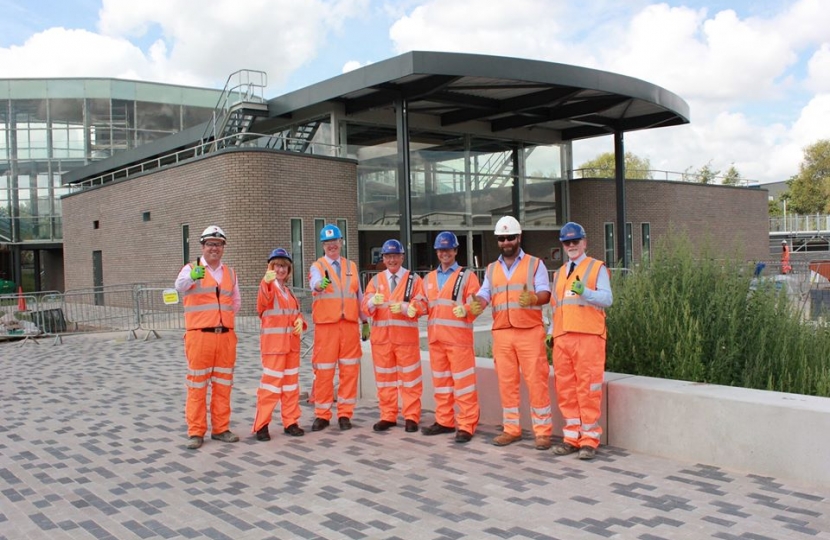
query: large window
[
  {"left": 604, "top": 223, "right": 615, "bottom": 264},
  {"left": 337, "top": 218, "right": 348, "bottom": 259},
  {"left": 641, "top": 222, "right": 651, "bottom": 261},
  {"left": 291, "top": 218, "right": 303, "bottom": 288},
  {"left": 314, "top": 218, "right": 325, "bottom": 259}
]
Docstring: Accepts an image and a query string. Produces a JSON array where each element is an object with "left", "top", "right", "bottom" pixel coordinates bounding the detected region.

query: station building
[{"left": 58, "top": 52, "right": 769, "bottom": 292}]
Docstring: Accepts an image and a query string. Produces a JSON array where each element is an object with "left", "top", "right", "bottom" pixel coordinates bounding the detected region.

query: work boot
[
  {"left": 211, "top": 431, "right": 239, "bottom": 443},
  {"left": 284, "top": 424, "right": 305, "bottom": 437},
  {"left": 455, "top": 430, "right": 473, "bottom": 443},
  {"left": 255, "top": 425, "right": 270, "bottom": 441},
  {"left": 578, "top": 446, "right": 597, "bottom": 460},
  {"left": 492, "top": 432, "right": 522, "bottom": 446},
  {"left": 338, "top": 417, "right": 352, "bottom": 430},
  {"left": 420, "top": 423, "right": 455, "bottom": 436},
  {"left": 311, "top": 418, "right": 330, "bottom": 432},
  {"left": 373, "top": 420, "right": 397, "bottom": 432},
  {"left": 404, "top": 420, "right": 418, "bottom": 433},
  {"left": 534, "top": 436, "right": 552, "bottom": 450},
  {"left": 552, "top": 442, "right": 579, "bottom": 456},
  {"left": 185, "top": 436, "right": 203, "bottom": 450}
]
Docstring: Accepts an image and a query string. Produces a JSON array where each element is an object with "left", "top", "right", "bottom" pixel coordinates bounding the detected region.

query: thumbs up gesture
[
  {"left": 570, "top": 276, "right": 585, "bottom": 295},
  {"left": 518, "top": 283, "right": 538, "bottom": 307},
  {"left": 372, "top": 292, "right": 385, "bottom": 306},
  {"left": 190, "top": 263, "right": 206, "bottom": 280},
  {"left": 293, "top": 317, "right": 304, "bottom": 336}
]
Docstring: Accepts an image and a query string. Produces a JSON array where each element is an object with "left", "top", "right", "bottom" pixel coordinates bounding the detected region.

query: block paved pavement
[{"left": 1, "top": 331, "right": 828, "bottom": 540}]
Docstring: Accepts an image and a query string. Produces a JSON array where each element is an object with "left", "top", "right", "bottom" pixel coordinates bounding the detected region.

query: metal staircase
[{"left": 201, "top": 70, "right": 269, "bottom": 153}]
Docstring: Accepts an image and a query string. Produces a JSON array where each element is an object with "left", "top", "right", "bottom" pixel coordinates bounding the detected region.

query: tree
[
  {"left": 691, "top": 161, "right": 719, "bottom": 184},
  {"left": 786, "top": 139, "right": 830, "bottom": 214},
  {"left": 722, "top": 164, "right": 742, "bottom": 186},
  {"left": 768, "top": 198, "right": 783, "bottom": 217},
  {"left": 578, "top": 152, "right": 653, "bottom": 179}
]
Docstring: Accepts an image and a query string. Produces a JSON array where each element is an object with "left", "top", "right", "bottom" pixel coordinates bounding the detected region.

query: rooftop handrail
[
  {"left": 571, "top": 167, "right": 759, "bottom": 186},
  {"left": 769, "top": 214, "right": 830, "bottom": 234},
  {"left": 202, "top": 69, "right": 268, "bottom": 144}
]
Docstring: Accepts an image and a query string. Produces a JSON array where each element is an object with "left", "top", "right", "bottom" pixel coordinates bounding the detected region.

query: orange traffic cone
[{"left": 17, "top": 286, "right": 27, "bottom": 312}]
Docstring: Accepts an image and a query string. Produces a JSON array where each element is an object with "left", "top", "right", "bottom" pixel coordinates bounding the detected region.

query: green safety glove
[
  {"left": 390, "top": 302, "right": 402, "bottom": 314},
  {"left": 406, "top": 303, "right": 418, "bottom": 318},
  {"left": 361, "top": 322, "right": 371, "bottom": 341},
  {"left": 570, "top": 277, "right": 585, "bottom": 295},
  {"left": 319, "top": 276, "right": 331, "bottom": 290},
  {"left": 452, "top": 305, "right": 467, "bottom": 318},
  {"left": 372, "top": 292, "right": 385, "bottom": 306},
  {"left": 190, "top": 265, "right": 205, "bottom": 280},
  {"left": 545, "top": 334, "right": 553, "bottom": 349},
  {"left": 293, "top": 317, "right": 303, "bottom": 336},
  {"left": 264, "top": 270, "right": 277, "bottom": 283}
]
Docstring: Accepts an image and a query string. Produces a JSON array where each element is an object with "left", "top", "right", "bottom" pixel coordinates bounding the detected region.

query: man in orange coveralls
[
  {"left": 363, "top": 239, "right": 427, "bottom": 433},
  {"left": 174, "top": 225, "right": 241, "bottom": 450},
  {"left": 252, "top": 248, "right": 306, "bottom": 441}
]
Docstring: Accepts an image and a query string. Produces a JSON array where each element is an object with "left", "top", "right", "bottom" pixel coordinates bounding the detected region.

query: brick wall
[{"left": 62, "top": 149, "right": 357, "bottom": 292}]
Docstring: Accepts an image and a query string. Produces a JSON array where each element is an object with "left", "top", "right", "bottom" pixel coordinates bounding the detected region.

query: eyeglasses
[
  {"left": 496, "top": 235, "right": 518, "bottom": 242},
  {"left": 204, "top": 242, "right": 225, "bottom": 248},
  {"left": 562, "top": 239, "right": 581, "bottom": 246}
]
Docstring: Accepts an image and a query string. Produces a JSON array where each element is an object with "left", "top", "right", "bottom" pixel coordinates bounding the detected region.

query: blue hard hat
[
  {"left": 268, "top": 247, "right": 292, "bottom": 263},
  {"left": 433, "top": 231, "right": 459, "bottom": 249},
  {"left": 319, "top": 224, "right": 342, "bottom": 242},
  {"left": 381, "top": 239, "right": 404, "bottom": 255},
  {"left": 559, "top": 222, "right": 586, "bottom": 242}
]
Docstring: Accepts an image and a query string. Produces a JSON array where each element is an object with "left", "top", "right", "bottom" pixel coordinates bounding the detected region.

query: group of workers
[{"left": 175, "top": 217, "right": 613, "bottom": 460}]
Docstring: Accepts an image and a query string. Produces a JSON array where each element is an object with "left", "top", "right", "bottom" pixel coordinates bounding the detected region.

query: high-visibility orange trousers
[
  {"left": 312, "top": 320, "right": 361, "bottom": 420},
  {"left": 492, "top": 326, "right": 552, "bottom": 438},
  {"left": 184, "top": 330, "right": 238, "bottom": 437},
  {"left": 552, "top": 332, "right": 606, "bottom": 449},
  {"left": 371, "top": 342, "right": 422, "bottom": 423},
  {"left": 252, "top": 351, "right": 301, "bottom": 432},
  {"left": 427, "top": 342, "right": 480, "bottom": 434}
]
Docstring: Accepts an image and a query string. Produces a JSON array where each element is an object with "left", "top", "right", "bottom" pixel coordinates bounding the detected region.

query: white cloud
[
  {"left": 342, "top": 60, "right": 372, "bottom": 73},
  {"left": 806, "top": 43, "right": 830, "bottom": 92}
]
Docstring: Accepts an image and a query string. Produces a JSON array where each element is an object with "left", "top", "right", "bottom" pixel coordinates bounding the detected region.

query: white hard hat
[
  {"left": 200, "top": 225, "right": 227, "bottom": 243},
  {"left": 781, "top": 240, "right": 787, "bottom": 244},
  {"left": 494, "top": 215, "right": 522, "bottom": 235}
]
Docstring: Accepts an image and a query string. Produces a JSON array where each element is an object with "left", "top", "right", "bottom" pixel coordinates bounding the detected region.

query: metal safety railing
[{"left": 0, "top": 284, "right": 316, "bottom": 353}]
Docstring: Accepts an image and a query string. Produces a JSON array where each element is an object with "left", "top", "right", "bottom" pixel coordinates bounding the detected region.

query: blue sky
[{"left": 2, "top": 0, "right": 829, "bottom": 184}]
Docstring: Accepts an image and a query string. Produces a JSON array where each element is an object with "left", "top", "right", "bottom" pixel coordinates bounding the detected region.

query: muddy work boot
[{"left": 210, "top": 431, "right": 240, "bottom": 443}]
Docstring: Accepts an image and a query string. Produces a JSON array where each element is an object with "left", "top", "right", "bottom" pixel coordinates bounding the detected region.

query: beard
[{"left": 500, "top": 244, "right": 517, "bottom": 258}]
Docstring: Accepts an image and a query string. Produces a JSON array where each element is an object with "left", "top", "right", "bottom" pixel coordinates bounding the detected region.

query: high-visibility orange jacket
[
  {"left": 486, "top": 255, "right": 545, "bottom": 330},
  {"left": 425, "top": 268, "right": 480, "bottom": 346},
  {"left": 183, "top": 263, "right": 236, "bottom": 330},
  {"left": 551, "top": 257, "right": 607, "bottom": 338},
  {"left": 310, "top": 258, "right": 360, "bottom": 323},
  {"left": 257, "top": 282, "right": 303, "bottom": 354},
  {"left": 363, "top": 270, "right": 426, "bottom": 345}
]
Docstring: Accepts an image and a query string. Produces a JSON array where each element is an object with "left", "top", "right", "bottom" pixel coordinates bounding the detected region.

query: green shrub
[{"left": 606, "top": 232, "right": 830, "bottom": 397}]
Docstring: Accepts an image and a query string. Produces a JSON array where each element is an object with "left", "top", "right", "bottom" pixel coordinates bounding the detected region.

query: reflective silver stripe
[
  {"left": 429, "top": 298, "right": 457, "bottom": 308},
  {"left": 494, "top": 302, "right": 542, "bottom": 311},
  {"left": 187, "top": 367, "right": 212, "bottom": 376},
  {"left": 560, "top": 296, "right": 604, "bottom": 310},
  {"left": 590, "top": 382, "right": 603, "bottom": 392},
  {"left": 186, "top": 380, "right": 208, "bottom": 388},
  {"left": 399, "top": 361, "right": 420, "bottom": 374},
  {"left": 565, "top": 418, "right": 581, "bottom": 426},
  {"left": 183, "top": 304, "right": 220, "bottom": 313},
  {"left": 532, "top": 406, "right": 552, "bottom": 416},
  {"left": 316, "top": 402, "right": 333, "bottom": 410},
  {"left": 503, "top": 407, "right": 519, "bottom": 414},
  {"left": 434, "top": 386, "right": 454, "bottom": 394},
  {"left": 262, "top": 367, "right": 283, "bottom": 377},
  {"left": 262, "top": 327, "right": 291, "bottom": 334},
  {"left": 259, "top": 383, "right": 282, "bottom": 393},
  {"left": 338, "top": 397, "right": 357, "bottom": 404},
  {"left": 401, "top": 376, "right": 422, "bottom": 388},
  {"left": 373, "top": 320, "right": 419, "bottom": 329},
  {"left": 282, "top": 383, "right": 298, "bottom": 392},
  {"left": 582, "top": 422, "right": 599, "bottom": 431},
  {"left": 491, "top": 284, "right": 509, "bottom": 294},
  {"left": 433, "top": 370, "right": 452, "bottom": 378},
  {"left": 263, "top": 308, "right": 299, "bottom": 317},
  {"left": 583, "top": 431, "right": 601, "bottom": 440},
  {"left": 213, "top": 366, "right": 234, "bottom": 375},
  {"left": 218, "top": 289, "right": 233, "bottom": 298},
  {"left": 375, "top": 366, "right": 398, "bottom": 374},
  {"left": 454, "top": 383, "right": 476, "bottom": 396},
  {"left": 284, "top": 367, "right": 300, "bottom": 376},
  {"left": 211, "top": 377, "right": 232, "bottom": 386},
  {"left": 376, "top": 381, "right": 398, "bottom": 388},
  {"left": 503, "top": 418, "right": 520, "bottom": 425},
  {"left": 532, "top": 417, "right": 552, "bottom": 426},
  {"left": 563, "top": 429, "right": 579, "bottom": 438},
  {"left": 427, "top": 318, "right": 472, "bottom": 329},
  {"left": 315, "top": 362, "right": 336, "bottom": 370},
  {"left": 339, "top": 357, "right": 360, "bottom": 366},
  {"left": 453, "top": 367, "right": 475, "bottom": 380}
]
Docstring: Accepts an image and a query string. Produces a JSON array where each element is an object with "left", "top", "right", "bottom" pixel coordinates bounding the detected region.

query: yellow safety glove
[
  {"left": 452, "top": 305, "right": 467, "bottom": 318},
  {"left": 293, "top": 317, "right": 303, "bottom": 336},
  {"left": 469, "top": 298, "right": 483, "bottom": 316},
  {"left": 319, "top": 276, "right": 331, "bottom": 290},
  {"left": 570, "top": 277, "right": 585, "bottom": 295},
  {"left": 390, "top": 302, "right": 402, "bottom": 314},
  {"left": 264, "top": 270, "right": 277, "bottom": 283},
  {"left": 518, "top": 284, "right": 537, "bottom": 307},
  {"left": 372, "top": 292, "right": 385, "bottom": 306},
  {"left": 406, "top": 304, "right": 418, "bottom": 318},
  {"left": 545, "top": 334, "right": 553, "bottom": 349},
  {"left": 190, "top": 265, "right": 205, "bottom": 280},
  {"left": 361, "top": 322, "right": 371, "bottom": 341}
]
